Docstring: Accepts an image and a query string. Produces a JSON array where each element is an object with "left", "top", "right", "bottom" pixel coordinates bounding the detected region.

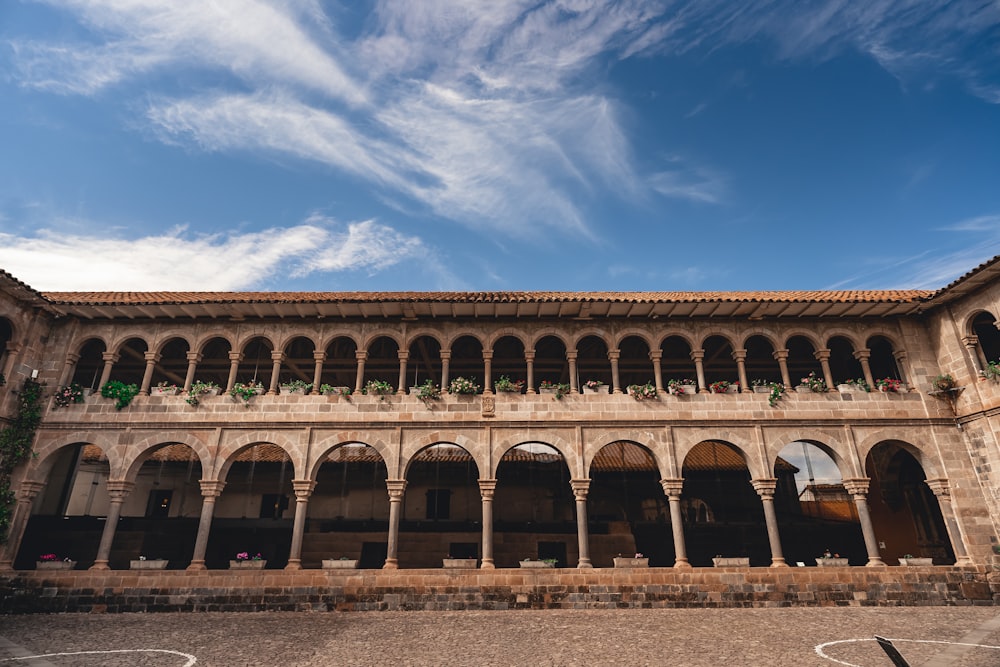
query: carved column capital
[
  {"left": 292, "top": 479, "right": 317, "bottom": 499},
  {"left": 566, "top": 350, "right": 577, "bottom": 361},
  {"left": 397, "top": 350, "right": 409, "bottom": 361},
  {"left": 732, "top": 349, "right": 747, "bottom": 361},
  {"left": 813, "top": 348, "right": 831, "bottom": 361},
  {"left": 198, "top": 479, "right": 227, "bottom": 498},
  {"left": 961, "top": 335, "right": 979, "bottom": 348},
  {"left": 186, "top": 351, "right": 203, "bottom": 363},
  {"left": 270, "top": 351, "right": 285, "bottom": 362},
  {"left": 607, "top": 350, "right": 620, "bottom": 361},
  {"left": 659, "top": 478, "right": 684, "bottom": 497},
  {"left": 64, "top": 352, "right": 81, "bottom": 364},
  {"left": 750, "top": 478, "right": 777, "bottom": 499},
  {"left": 690, "top": 349, "right": 705, "bottom": 361},
  {"left": 312, "top": 351, "right": 327, "bottom": 362},
  {"left": 842, "top": 478, "right": 871, "bottom": 497},
  {"left": 143, "top": 351, "right": 160, "bottom": 363},
  {"left": 228, "top": 351, "right": 243, "bottom": 362},
  {"left": 852, "top": 349, "right": 871, "bottom": 361},
  {"left": 924, "top": 478, "right": 951, "bottom": 499},
  {"left": 524, "top": 349, "right": 535, "bottom": 361},
  {"left": 105, "top": 480, "right": 135, "bottom": 500},
  {"left": 649, "top": 349, "right": 663, "bottom": 361},
  {"left": 439, "top": 350, "right": 451, "bottom": 360},
  {"left": 478, "top": 478, "right": 498, "bottom": 499},
  {"left": 101, "top": 352, "right": 120, "bottom": 363},
  {"left": 386, "top": 479, "right": 407, "bottom": 500},
  {"left": 16, "top": 480, "right": 47, "bottom": 501},
  {"left": 570, "top": 478, "right": 591, "bottom": 500},
  {"left": 355, "top": 351, "right": 368, "bottom": 361},
  {"left": 773, "top": 349, "right": 789, "bottom": 361}
]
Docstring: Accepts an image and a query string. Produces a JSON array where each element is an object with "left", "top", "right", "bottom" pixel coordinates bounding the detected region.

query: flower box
[
  {"left": 879, "top": 384, "right": 907, "bottom": 393},
  {"left": 35, "top": 560, "right": 75, "bottom": 570},
  {"left": 280, "top": 383, "right": 311, "bottom": 394},
  {"left": 150, "top": 386, "right": 180, "bottom": 396},
  {"left": 442, "top": 558, "right": 478, "bottom": 568},
  {"left": 613, "top": 557, "right": 649, "bottom": 568},
  {"left": 712, "top": 557, "right": 750, "bottom": 567},
  {"left": 669, "top": 384, "right": 697, "bottom": 396},
  {"left": 582, "top": 385, "right": 608, "bottom": 395},
  {"left": 130, "top": 559, "right": 168, "bottom": 570},
  {"left": 814, "top": 558, "right": 849, "bottom": 567},
  {"left": 229, "top": 560, "right": 267, "bottom": 569},
  {"left": 519, "top": 560, "right": 556, "bottom": 568},
  {"left": 538, "top": 387, "right": 558, "bottom": 395},
  {"left": 794, "top": 385, "right": 813, "bottom": 394},
  {"left": 321, "top": 386, "right": 351, "bottom": 398},
  {"left": 752, "top": 386, "right": 772, "bottom": 394},
  {"left": 322, "top": 558, "right": 359, "bottom": 569},
  {"left": 898, "top": 557, "right": 933, "bottom": 566}
]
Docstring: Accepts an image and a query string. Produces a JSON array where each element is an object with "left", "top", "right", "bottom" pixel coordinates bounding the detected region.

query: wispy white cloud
[
  {"left": 939, "top": 214, "right": 1000, "bottom": 233},
  {"left": 0, "top": 217, "right": 437, "bottom": 291},
  {"left": 649, "top": 161, "right": 726, "bottom": 204}
]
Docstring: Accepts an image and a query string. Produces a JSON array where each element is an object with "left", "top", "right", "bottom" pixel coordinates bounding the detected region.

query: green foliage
[
  {"left": 932, "top": 374, "right": 956, "bottom": 391},
  {"left": 447, "top": 376, "right": 480, "bottom": 395},
  {"left": 1, "top": 378, "right": 44, "bottom": 543},
  {"left": 765, "top": 382, "right": 786, "bottom": 408},
  {"left": 280, "top": 379, "right": 313, "bottom": 394},
  {"left": 415, "top": 378, "right": 441, "bottom": 400},
  {"left": 494, "top": 375, "right": 525, "bottom": 393},
  {"left": 229, "top": 381, "right": 264, "bottom": 405},
  {"left": 363, "top": 379, "right": 395, "bottom": 398},
  {"left": 627, "top": 381, "right": 658, "bottom": 400},
  {"left": 100, "top": 380, "right": 139, "bottom": 410},
  {"left": 185, "top": 380, "right": 219, "bottom": 406},
  {"left": 539, "top": 380, "right": 571, "bottom": 399},
  {"left": 53, "top": 383, "right": 85, "bottom": 408},
  {"left": 800, "top": 371, "right": 827, "bottom": 393},
  {"left": 319, "top": 384, "right": 351, "bottom": 397}
]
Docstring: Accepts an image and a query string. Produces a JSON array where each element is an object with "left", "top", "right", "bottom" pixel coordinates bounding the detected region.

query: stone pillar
[
  {"left": 285, "top": 479, "right": 317, "bottom": 570},
  {"left": 924, "top": 478, "right": 973, "bottom": 566},
  {"left": 58, "top": 353, "right": 80, "bottom": 387},
  {"left": 853, "top": 349, "right": 875, "bottom": 389},
  {"left": 384, "top": 480, "right": 407, "bottom": 569},
  {"left": 138, "top": 351, "right": 160, "bottom": 396},
  {"left": 893, "top": 350, "right": 912, "bottom": 389},
  {"left": 311, "top": 352, "right": 325, "bottom": 394},
  {"left": 225, "top": 352, "right": 242, "bottom": 392},
  {"left": 566, "top": 350, "right": 578, "bottom": 394},
  {"left": 571, "top": 479, "right": 593, "bottom": 568},
  {"left": 354, "top": 351, "right": 367, "bottom": 394},
  {"left": 90, "top": 480, "right": 135, "bottom": 570},
  {"left": 187, "top": 480, "right": 226, "bottom": 570},
  {"left": 183, "top": 352, "right": 202, "bottom": 392},
  {"left": 0, "top": 342, "right": 20, "bottom": 381},
  {"left": 691, "top": 349, "right": 708, "bottom": 393},
  {"left": 750, "top": 479, "right": 787, "bottom": 567},
  {"left": 482, "top": 350, "right": 493, "bottom": 394},
  {"left": 608, "top": 350, "right": 622, "bottom": 394},
  {"left": 479, "top": 479, "right": 497, "bottom": 569},
  {"left": 814, "top": 349, "right": 834, "bottom": 390},
  {"left": 773, "top": 349, "right": 792, "bottom": 389},
  {"left": 962, "top": 335, "right": 987, "bottom": 372},
  {"left": 733, "top": 349, "right": 748, "bottom": 392},
  {"left": 98, "top": 352, "right": 119, "bottom": 388},
  {"left": 267, "top": 351, "right": 284, "bottom": 395},
  {"left": 525, "top": 350, "right": 536, "bottom": 394},
  {"left": 842, "top": 478, "right": 885, "bottom": 566},
  {"left": 650, "top": 350, "right": 664, "bottom": 393},
  {"left": 440, "top": 351, "right": 451, "bottom": 393},
  {"left": 397, "top": 350, "right": 409, "bottom": 394},
  {"left": 660, "top": 479, "right": 690, "bottom": 568},
  {"left": 0, "top": 480, "right": 47, "bottom": 570}
]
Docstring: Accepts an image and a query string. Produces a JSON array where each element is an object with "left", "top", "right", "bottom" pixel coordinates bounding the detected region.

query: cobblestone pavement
[{"left": 2, "top": 607, "right": 1000, "bottom": 667}]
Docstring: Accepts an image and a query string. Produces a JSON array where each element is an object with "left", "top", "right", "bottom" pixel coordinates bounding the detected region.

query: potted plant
[
  {"left": 100, "top": 380, "right": 140, "bottom": 410},
  {"left": 709, "top": 380, "right": 738, "bottom": 394},
  {"left": 875, "top": 377, "right": 904, "bottom": 393},
  {"left": 129, "top": 555, "right": 168, "bottom": 570},
  {"left": 712, "top": 555, "right": 750, "bottom": 567},
  {"left": 898, "top": 554, "right": 933, "bottom": 566},
  {"left": 442, "top": 556, "right": 478, "bottom": 568},
  {"left": 932, "top": 374, "right": 956, "bottom": 392},
  {"left": 36, "top": 553, "right": 75, "bottom": 570},
  {"left": 229, "top": 380, "right": 264, "bottom": 405},
  {"left": 322, "top": 556, "right": 359, "bottom": 569},
  {"left": 413, "top": 378, "right": 441, "bottom": 401},
  {"left": 230, "top": 551, "right": 266, "bottom": 569},
  {"left": 613, "top": 552, "right": 649, "bottom": 568},
  {"left": 494, "top": 375, "right": 525, "bottom": 393},
  {"left": 797, "top": 371, "right": 827, "bottom": 393},
  {"left": 519, "top": 558, "right": 557, "bottom": 568},
  {"left": 319, "top": 384, "right": 352, "bottom": 399},
  {"left": 448, "top": 376, "right": 481, "bottom": 395},
  {"left": 582, "top": 379, "right": 607, "bottom": 395},
  {"left": 627, "top": 381, "right": 658, "bottom": 400},
  {"left": 185, "top": 380, "right": 220, "bottom": 406},
  {"left": 837, "top": 378, "right": 870, "bottom": 393},
  {"left": 363, "top": 379, "right": 395, "bottom": 400},
  {"left": 667, "top": 379, "right": 697, "bottom": 395},
  {"left": 280, "top": 379, "right": 313, "bottom": 394},
  {"left": 151, "top": 381, "right": 180, "bottom": 396},
  {"left": 539, "top": 380, "right": 570, "bottom": 399},
  {"left": 815, "top": 550, "right": 848, "bottom": 566},
  {"left": 52, "top": 383, "right": 85, "bottom": 408},
  {"left": 982, "top": 361, "right": 1000, "bottom": 381}
]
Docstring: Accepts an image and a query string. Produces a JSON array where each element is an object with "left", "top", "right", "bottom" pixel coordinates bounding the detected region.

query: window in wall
[
  {"left": 145, "top": 490, "right": 172, "bottom": 518},
  {"left": 259, "top": 493, "right": 289, "bottom": 519},
  {"left": 426, "top": 489, "right": 451, "bottom": 520}
]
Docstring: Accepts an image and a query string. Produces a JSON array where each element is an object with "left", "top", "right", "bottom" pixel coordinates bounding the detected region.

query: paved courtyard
[{"left": 2, "top": 607, "right": 1000, "bottom": 666}]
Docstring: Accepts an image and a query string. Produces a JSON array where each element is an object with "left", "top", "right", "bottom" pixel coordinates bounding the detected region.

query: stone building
[{"left": 2, "top": 257, "right": 1000, "bottom": 579}]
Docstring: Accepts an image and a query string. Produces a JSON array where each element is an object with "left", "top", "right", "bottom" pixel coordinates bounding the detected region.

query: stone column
[
  {"left": 853, "top": 349, "right": 875, "bottom": 389},
  {"left": 571, "top": 479, "right": 593, "bottom": 568},
  {"left": 525, "top": 350, "right": 536, "bottom": 394},
  {"left": 183, "top": 352, "right": 202, "bottom": 392},
  {"left": 90, "top": 480, "right": 135, "bottom": 570},
  {"left": 842, "top": 478, "right": 885, "bottom": 566},
  {"left": 98, "top": 352, "right": 119, "bottom": 388},
  {"left": 479, "top": 479, "right": 497, "bottom": 569},
  {"left": 384, "top": 480, "right": 407, "bottom": 569},
  {"left": 750, "top": 479, "right": 787, "bottom": 567},
  {"left": 608, "top": 350, "right": 622, "bottom": 394},
  {"left": 773, "top": 349, "right": 792, "bottom": 389},
  {"left": 397, "top": 350, "right": 409, "bottom": 394},
  {"left": 354, "top": 351, "right": 367, "bottom": 394},
  {"left": 482, "top": 350, "right": 493, "bottom": 394},
  {"left": 566, "top": 350, "right": 578, "bottom": 394},
  {"left": 650, "top": 350, "right": 664, "bottom": 393},
  {"left": 440, "top": 351, "right": 451, "bottom": 392},
  {"left": 962, "top": 335, "right": 986, "bottom": 372},
  {"left": 137, "top": 351, "right": 160, "bottom": 396},
  {"left": 924, "top": 478, "right": 973, "bottom": 565},
  {"left": 0, "top": 480, "right": 47, "bottom": 570},
  {"left": 814, "top": 348, "right": 834, "bottom": 390},
  {"left": 57, "top": 353, "right": 80, "bottom": 387},
  {"left": 660, "top": 479, "right": 690, "bottom": 568},
  {"left": 311, "top": 352, "right": 325, "bottom": 394},
  {"left": 691, "top": 349, "right": 708, "bottom": 393},
  {"left": 285, "top": 479, "right": 317, "bottom": 570},
  {"left": 225, "top": 352, "right": 242, "bottom": 392},
  {"left": 0, "top": 342, "right": 20, "bottom": 381},
  {"left": 893, "top": 350, "right": 912, "bottom": 389},
  {"left": 187, "top": 480, "right": 226, "bottom": 570},
  {"left": 733, "top": 349, "right": 748, "bottom": 392},
  {"left": 267, "top": 351, "right": 284, "bottom": 395}
]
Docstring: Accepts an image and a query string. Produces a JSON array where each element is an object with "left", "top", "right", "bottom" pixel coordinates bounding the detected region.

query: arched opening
[
  {"left": 786, "top": 336, "right": 821, "bottom": 388},
  {"left": 280, "top": 336, "right": 316, "bottom": 386},
  {"left": 208, "top": 444, "right": 294, "bottom": 568},
  {"left": 407, "top": 335, "right": 443, "bottom": 389},
  {"left": 702, "top": 335, "right": 738, "bottom": 388},
  {"left": 150, "top": 338, "right": 190, "bottom": 390},
  {"left": 773, "top": 442, "right": 866, "bottom": 565},
  {"left": 109, "top": 337, "right": 148, "bottom": 386},
  {"left": 0, "top": 317, "right": 13, "bottom": 377},
  {"left": 618, "top": 336, "right": 652, "bottom": 389},
  {"left": 866, "top": 336, "right": 902, "bottom": 385},
  {"left": 827, "top": 337, "right": 863, "bottom": 386},
  {"left": 588, "top": 441, "right": 669, "bottom": 566},
  {"left": 70, "top": 339, "right": 107, "bottom": 391},
  {"left": 575, "top": 335, "right": 609, "bottom": 389},
  {"left": 491, "top": 335, "right": 525, "bottom": 391},
  {"left": 660, "top": 336, "right": 696, "bottom": 386},
  {"left": 866, "top": 441, "right": 955, "bottom": 564},
  {"left": 449, "top": 336, "right": 484, "bottom": 392},
  {"left": 744, "top": 335, "right": 779, "bottom": 385},
  {"left": 972, "top": 312, "right": 1000, "bottom": 369},
  {"left": 195, "top": 337, "right": 232, "bottom": 388},
  {"left": 681, "top": 441, "right": 768, "bottom": 566},
  {"left": 16, "top": 444, "right": 111, "bottom": 569},
  {"left": 534, "top": 336, "right": 568, "bottom": 390},
  {"left": 306, "top": 443, "right": 389, "bottom": 569},
  {"left": 320, "top": 336, "right": 357, "bottom": 389},
  {"left": 401, "top": 443, "right": 481, "bottom": 567},
  {"left": 236, "top": 337, "right": 274, "bottom": 388},
  {"left": 494, "top": 442, "right": 575, "bottom": 566}
]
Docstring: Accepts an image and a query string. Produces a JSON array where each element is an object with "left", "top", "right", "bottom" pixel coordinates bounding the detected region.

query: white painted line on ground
[
  {"left": 815, "top": 637, "right": 1000, "bottom": 667},
  {"left": 0, "top": 649, "right": 196, "bottom": 666}
]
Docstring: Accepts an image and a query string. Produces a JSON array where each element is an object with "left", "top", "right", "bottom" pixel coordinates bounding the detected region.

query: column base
[
  {"left": 955, "top": 557, "right": 974, "bottom": 566},
  {"left": 186, "top": 561, "right": 207, "bottom": 571},
  {"left": 382, "top": 559, "right": 398, "bottom": 570},
  {"left": 480, "top": 559, "right": 495, "bottom": 569},
  {"left": 89, "top": 561, "right": 110, "bottom": 571},
  {"left": 577, "top": 559, "right": 593, "bottom": 569},
  {"left": 865, "top": 558, "right": 887, "bottom": 567},
  {"left": 0, "top": 560, "right": 14, "bottom": 572},
  {"left": 284, "top": 561, "right": 302, "bottom": 571},
  {"left": 769, "top": 558, "right": 788, "bottom": 567},
  {"left": 673, "top": 559, "right": 692, "bottom": 569}
]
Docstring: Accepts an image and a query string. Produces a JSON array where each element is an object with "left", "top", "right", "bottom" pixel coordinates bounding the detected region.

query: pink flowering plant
[
  {"left": 875, "top": 377, "right": 903, "bottom": 392},
  {"left": 53, "top": 383, "right": 85, "bottom": 408},
  {"left": 583, "top": 379, "right": 604, "bottom": 390},
  {"left": 38, "top": 553, "right": 71, "bottom": 562},
  {"left": 235, "top": 551, "right": 263, "bottom": 561},
  {"left": 667, "top": 379, "right": 695, "bottom": 395}
]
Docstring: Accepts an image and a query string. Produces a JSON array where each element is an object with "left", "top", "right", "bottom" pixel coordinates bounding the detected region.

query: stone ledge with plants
[
  {"left": 185, "top": 380, "right": 220, "bottom": 406},
  {"left": 280, "top": 379, "right": 313, "bottom": 395},
  {"left": 413, "top": 378, "right": 441, "bottom": 401},
  {"left": 797, "top": 372, "right": 827, "bottom": 393},
  {"left": 627, "top": 381, "right": 657, "bottom": 400},
  {"left": 448, "top": 376, "right": 481, "bottom": 395},
  {"left": 667, "top": 379, "right": 697, "bottom": 395},
  {"left": 52, "top": 383, "right": 85, "bottom": 409},
  {"left": 538, "top": 380, "right": 570, "bottom": 399},
  {"left": 363, "top": 379, "right": 395, "bottom": 400},
  {"left": 229, "top": 380, "right": 264, "bottom": 406},
  {"left": 100, "top": 380, "right": 139, "bottom": 410},
  {"left": 494, "top": 375, "right": 525, "bottom": 394}
]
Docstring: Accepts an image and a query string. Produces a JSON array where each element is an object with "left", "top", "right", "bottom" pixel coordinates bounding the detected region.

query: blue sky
[{"left": 1, "top": 1, "right": 998, "bottom": 293}]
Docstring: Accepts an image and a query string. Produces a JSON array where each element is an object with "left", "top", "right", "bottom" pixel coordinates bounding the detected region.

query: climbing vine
[{"left": 0, "top": 378, "right": 44, "bottom": 543}]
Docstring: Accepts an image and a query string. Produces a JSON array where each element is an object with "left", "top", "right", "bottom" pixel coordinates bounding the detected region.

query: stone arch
[
  {"left": 701, "top": 334, "right": 738, "bottom": 386},
  {"left": 233, "top": 336, "right": 274, "bottom": 388},
  {"left": 574, "top": 334, "right": 609, "bottom": 389},
  {"left": 492, "top": 432, "right": 580, "bottom": 479},
  {"left": 490, "top": 335, "right": 526, "bottom": 389},
  {"left": 150, "top": 336, "right": 191, "bottom": 389},
  {"left": 612, "top": 328, "right": 655, "bottom": 350},
  {"left": 866, "top": 335, "right": 904, "bottom": 383},
  {"left": 743, "top": 334, "right": 780, "bottom": 385},
  {"left": 659, "top": 334, "right": 697, "bottom": 384},
  {"left": 308, "top": 433, "right": 394, "bottom": 480},
  {"left": 122, "top": 431, "right": 214, "bottom": 482},
  {"left": 28, "top": 432, "right": 122, "bottom": 482},
  {"left": 786, "top": 334, "right": 822, "bottom": 387},
  {"left": 582, "top": 430, "right": 669, "bottom": 479},
  {"left": 401, "top": 434, "right": 485, "bottom": 479},
  {"left": 406, "top": 334, "right": 443, "bottom": 390},
  {"left": 320, "top": 336, "right": 358, "bottom": 389},
  {"left": 216, "top": 432, "right": 302, "bottom": 481},
  {"left": 533, "top": 334, "right": 569, "bottom": 389},
  {"left": 673, "top": 431, "right": 763, "bottom": 478},
  {"left": 485, "top": 328, "right": 529, "bottom": 350},
  {"left": 654, "top": 329, "right": 697, "bottom": 350},
  {"left": 737, "top": 329, "right": 780, "bottom": 350},
  {"left": 969, "top": 311, "right": 1000, "bottom": 370},
  {"left": 827, "top": 335, "right": 864, "bottom": 385},
  {"left": 192, "top": 332, "right": 235, "bottom": 355},
  {"left": 69, "top": 338, "right": 107, "bottom": 389},
  {"left": 855, "top": 433, "right": 941, "bottom": 479},
  {"left": 318, "top": 330, "right": 362, "bottom": 350},
  {"left": 151, "top": 332, "right": 195, "bottom": 355},
  {"left": 763, "top": 430, "right": 854, "bottom": 479},
  {"left": 234, "top": 332, "right": 277, "bottom": 352},
  {"left": 108, "top": 336, "right": 148, "bottom": 385},
  {"left": 618, "top": 335, "right": 653, "bottom": 389},
  {"left": 361, "top": 330, "right": 404, "bottom": 350},
  {"left": 191, "top": 336, "right": 232, "bottom": 389}
]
